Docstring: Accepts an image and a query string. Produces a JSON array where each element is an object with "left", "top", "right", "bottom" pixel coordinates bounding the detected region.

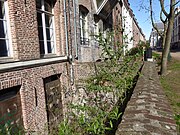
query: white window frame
[
  {"left": 0, "top": 0, "right": 12, "bottom": 57},
  {"left": 79, "top": 9, "right": 89, "bottom": 45},
  {"left": 93, "top": 22, "right": 99, "bottom": 46},
  {"left": 36, "top": 0, "right": 56, "bottom": 55}
]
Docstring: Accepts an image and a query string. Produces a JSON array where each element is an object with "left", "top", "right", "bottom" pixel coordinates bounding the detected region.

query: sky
[{"left": 128, "top": 0, "right": 174, "bottom": 40}]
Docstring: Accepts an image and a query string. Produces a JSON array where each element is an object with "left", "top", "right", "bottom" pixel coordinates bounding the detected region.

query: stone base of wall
[{"left": 79, "top": 46, "right": 101, "bottom": 62}]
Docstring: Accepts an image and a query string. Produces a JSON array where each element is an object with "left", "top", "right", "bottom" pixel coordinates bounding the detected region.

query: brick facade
[
  {"left": 78, "top": 0, "right": 124, "bottom": 62},
  {"left": 0, "top": 0, "right": 73, "bottom": 133},
  {"left": 113, "top": 2, "right": 123, "bottom": 49},
  {"left": 0, "top": 63, "right": 69, "bottom": 133},
  {"left": 133, "top": 19, "right": 140, "bottom": 47},
  {"left": 8, "top": 0, "right": 40, "bottom": 60},
  {"left": 7, "top": 0, "right": 68, "bottom": 60}
]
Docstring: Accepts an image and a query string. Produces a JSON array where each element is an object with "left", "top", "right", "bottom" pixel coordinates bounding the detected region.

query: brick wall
[
  {"left": 0, "top": 62, "right": 70, "bottom": 133},
  {"left": 74, "top": 62, "right": 96, "bottom": 81},
  {"left": 133, "top": 20, "right": 140, "bottom": 47},
  {"left": 113, "top": 2, "right": 123, "bottom": 48},
  {"left": 7, "top": 0, "right": 68, "bottom": 60},
  {"left": 8, "top": 0, "right": 40, "bottom": 60},
  {"left": 0, "top": 0, "right": 75, "bottom": 133}
]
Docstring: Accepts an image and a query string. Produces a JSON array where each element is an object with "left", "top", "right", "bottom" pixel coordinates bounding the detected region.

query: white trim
[
  {"left": 93, "top": 0, "right": 98, "bottom": 11},
  {"left": 52, "top": 7, "right": 56, "bottom": 53},
  {"left": 41, "top": 0, "right": 48, "bottom": 54},
  {"left": 79, "top": 10, "right": 89, "bottom": 40},
  {"left": 0, "top": 56, "right": 68, "bottom": 71},
  {"left": 0, "top": 0, "right": 12, "bottom": 57},
  {"left": 96, "top": 0, "right": 108, "bottom": 15}
]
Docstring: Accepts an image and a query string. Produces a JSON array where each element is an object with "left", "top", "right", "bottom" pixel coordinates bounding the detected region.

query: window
[
  {"left": 36, "top": 0, "right": 55, "bottom": 55},
  {"left": 0, "top": 0, "right": 11, "bottom": 57},
  {"left": 179, "top": 25, "right": 180, "bottom": 41},
  {"left": 79, "top": 8, "right": 89, "bottom": 45},
  {"left": 93, "top": 23, "right": 99, "bottom": 46},
  {"left": 96, "top": 0, "right": 104, "bottom": 8}
]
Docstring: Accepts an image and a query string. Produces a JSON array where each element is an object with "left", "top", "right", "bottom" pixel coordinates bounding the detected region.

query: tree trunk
[{"left": 160, "top": 0, "right": 175, "bottom": 75}]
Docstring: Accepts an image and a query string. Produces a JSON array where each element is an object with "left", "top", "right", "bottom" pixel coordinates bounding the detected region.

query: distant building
[
  {"left": 150, "top": 22, "right": 164, "bottom": 48},
  {"left": 122, "top": 0, "right": 133, "bottom": 51},
  {"left": 122, "top": 0, "right": 145, "bottom": 51},
  {"left": 171, "top": 7, "right": 180, "bottom": 49},
  {"left": 132, "top": 17, "right": 146, "bottom": 47}
]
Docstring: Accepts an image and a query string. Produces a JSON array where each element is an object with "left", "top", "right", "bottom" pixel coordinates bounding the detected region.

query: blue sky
[{"left": 128, "top": 0, "right": 173, "bottom": 40}]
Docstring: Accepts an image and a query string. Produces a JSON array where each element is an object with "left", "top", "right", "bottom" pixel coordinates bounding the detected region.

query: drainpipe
[
  {"left": 73, "top": 0, "right": 78, "bottom": 59},
  {"left": 63, "top": 0, "right": 69, "bottom": 56},
  {"left": 67, "top": 0, "right": 74, "bottom": 85}
]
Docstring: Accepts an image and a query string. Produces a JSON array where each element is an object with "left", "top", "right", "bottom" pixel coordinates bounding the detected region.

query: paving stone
[{"left": 116, "top": 62, "right": 178, "bottom": 135}]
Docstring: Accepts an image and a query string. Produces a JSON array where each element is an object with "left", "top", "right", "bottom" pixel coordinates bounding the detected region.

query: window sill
[
  {"left": 40, "top": 53, "right": 57, "bottom": 58},
  {"left": 0, "top": 56, "right": 68, "bottom": 73},
  {"left": 0, "top": 57, "right": 17, "bottom": 64}
]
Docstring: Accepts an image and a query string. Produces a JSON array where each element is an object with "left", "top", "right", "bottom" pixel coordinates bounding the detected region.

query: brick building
[
  {"left": 0, "top": 0, "right": 75, "bottom": 133},
  {"left": 171, "top": 7, "right": 180, "bottom": 49},
  {"left": 150, "top": 22, "right": 164, "bottom": 48},
  {"left": 122, "top": 0, "right": 145, "bottom": 51},
  {"left": 133, "top": 17, "right": 146, "bottom": 47},
  {"left": 78, "top": 0, "right": 123, "bottom": 62}
]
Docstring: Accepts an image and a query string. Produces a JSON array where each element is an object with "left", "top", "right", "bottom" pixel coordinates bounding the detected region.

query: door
[{"left": 44, "top": 75, "right": 63, "bottom": 134}]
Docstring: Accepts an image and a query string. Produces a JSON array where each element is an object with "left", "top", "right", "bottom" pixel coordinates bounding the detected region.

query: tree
[{"left": 150, "top": 0, "right": 179, "bottom": 75}]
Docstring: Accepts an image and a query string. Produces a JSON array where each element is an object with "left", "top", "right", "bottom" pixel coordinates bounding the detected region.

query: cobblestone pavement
[{"left": 116, "top": 62, "right": 177, "bottom": 135}]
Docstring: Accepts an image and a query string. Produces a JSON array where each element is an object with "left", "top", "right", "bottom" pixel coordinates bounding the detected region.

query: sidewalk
[
  {"left": 153, "top": 50, "right": 180, "bottom": 61},
  {"left": 116, "top": 62, "right": 177, "bottom": 135}
]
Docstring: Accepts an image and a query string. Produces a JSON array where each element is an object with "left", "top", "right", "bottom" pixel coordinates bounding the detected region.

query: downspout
[
  {"left": 67, "top": 0, "right": 74, "bottom": 85},
  {"left": 63, "top": 0, "right": 74, "bottom": 85},
  {"left": 73, "top": 0, "right": 78, "bottom": 59},
  {"left": 63, "top": 0, "right": 69, "bottom": 56}
]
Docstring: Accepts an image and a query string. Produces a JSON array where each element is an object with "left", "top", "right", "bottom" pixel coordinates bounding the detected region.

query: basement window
[
  {"left": 36, "top": 0, "right": 56, "bottom": 55},
  {"left": 0, "top": 0, "right": 12, "bottom": 57},
  {"left": 0, "top": 85, "right": 23, "bottom": 134}
]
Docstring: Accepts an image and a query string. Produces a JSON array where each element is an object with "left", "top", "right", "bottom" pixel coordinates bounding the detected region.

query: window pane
[
  {"left": 0, "top": 20, "right": 5, "bottom": 38},
  {"left": 36, "top": 0, "right": 41, "bottom": 9},
  {"left": 45, "top": 14, "right": 52, "bottom": 28},
  {"left": 37, "top": 12, "right": 42, "bottom": 27},
  {"left": 96, "top": 0, "right": 104, "bottom": 8},
  {"left": 46, "top": 28, "right": 53, "bottom": 41},
  {"left": 39, "top": 41, "right": 45, "bottom": 54},
  {"left": 0, "top": 1, "right": 5, "bottom": 19},
  {"left": 44, "top": 0, "right": 52, "bottom": 13},
  {"left": 38, "top": 26, "right": 44, "bottom": 40},
  {"left": 47, "top": 41, "right": 53, "bottom": 53},
  {"left": 0, "top": 39, "right": 7, "bottom": 57}
]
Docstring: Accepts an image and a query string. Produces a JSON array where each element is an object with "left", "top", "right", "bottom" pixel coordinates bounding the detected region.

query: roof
[{"left": 96, "top": 0, "right": 120, "bottom": 19}]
